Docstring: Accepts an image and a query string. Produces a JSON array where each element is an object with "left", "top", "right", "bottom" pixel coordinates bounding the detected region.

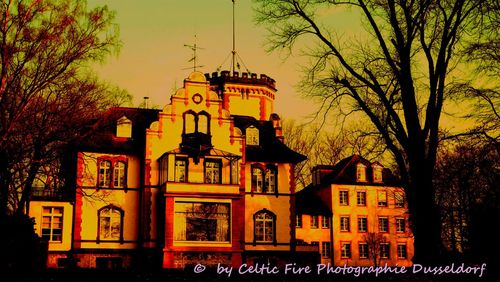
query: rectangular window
[
  {"left": 205, "top": 159, "right": 221, "bottom": 184},
  {"left": 311, "top": 215, "right": 319, "bottom": 229},
  {"left": 174, "top": 158, "right": 187, "bottom": 182},
  {"left": 379, "top": 217, "right": 389, "bottom": 233},
  {"left": 357, "top": 216, "right": 367, "bottom": 232},
  {"left": 321, "top": 242, "right": 331, "bottom": 258},
  {"left": 339, "top": 191, "right": 349, "bottom": 205},
  {"left": 359, "top": 243, "right": 369, "bottom": 258},
  {"left": 296, "top": 214, "right": 302, "bottom": 228},
  {"left": 396, "top": 218, "right": 405, "bottom": 233},
  {"left": 340, "top": 216, "right": 350, "bottom": 232},
  {"left": 397, "top": 244, "right": 407, "bottom": 259},
  {"left": 174, "top": 202, "right": 230, "bottom": 242},
  {"left": 42, "top": 207, "right": 63, "bottom": 242},
  {"left": 321, "top": 216, "right": 330, "bottom": 229},
  {"left": 341, "top": 242, "right": 351, "bottom": 258},
  {"left": 357, "top": 191, "right": 366, "bottom": 206},
  {"left": 378, "top": 191, "right": 388, "bottom": 207},
  {"left": 380, "top": 243, "right": 390, "bottom": 259},
  {"left": 395, "top": 191, "right": 405, "bottom": 207}
]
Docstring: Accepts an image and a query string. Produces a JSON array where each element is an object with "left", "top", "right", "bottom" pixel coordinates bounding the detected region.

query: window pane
[
  {"left": 174, "top": 202, "right": 230, "bottom": 242},
  {"left": 252, "top": 168, "right": 263, "bottom": 192},
  {"left": 265, "top": 168, "right": 276, "bottom": 193}
]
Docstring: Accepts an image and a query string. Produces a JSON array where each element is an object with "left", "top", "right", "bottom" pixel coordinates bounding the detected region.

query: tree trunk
[
  {"left": 407, "top": 162, "right": 444, "bottom": 264},
  {"left": 16, "top": 147, "right": 42, "bottom": 214}
]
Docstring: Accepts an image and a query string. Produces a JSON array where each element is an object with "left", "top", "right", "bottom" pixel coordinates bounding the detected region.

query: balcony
[{"left": 30, "top": 187, "right": 68, "bottom": 201}]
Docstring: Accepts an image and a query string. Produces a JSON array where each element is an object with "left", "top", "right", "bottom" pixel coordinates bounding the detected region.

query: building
[
  {"left": 295, "top": 155, "right": 414, "bottom": 266},
  {"left": 28, "top": 70, "right": 308, "bottom": 269}
]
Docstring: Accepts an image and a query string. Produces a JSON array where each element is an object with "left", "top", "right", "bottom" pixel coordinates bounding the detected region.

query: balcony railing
[{"left": 30, "top": 188, "right": 67, "bottom": 201}]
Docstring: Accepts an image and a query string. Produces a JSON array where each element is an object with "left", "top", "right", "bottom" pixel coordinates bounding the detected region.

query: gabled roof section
[
  {"left": 317, "top": 154, "right": 400, "bottom": 186},
  {"left": 232, "top": 115, "right": 306, "bottom": 164},
  {"left": 295, "top": 184, "right": 332, "bottom": 215},
  {"left": 76, "top": 107, "right": 160, "bottom": 154}
]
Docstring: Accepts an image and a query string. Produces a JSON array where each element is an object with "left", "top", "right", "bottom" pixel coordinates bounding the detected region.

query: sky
[{"left": 86, "top": 0, "right": 322, "bottom": 121}]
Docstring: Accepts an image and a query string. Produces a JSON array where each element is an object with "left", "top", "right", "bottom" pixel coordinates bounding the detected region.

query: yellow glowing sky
[{"left": 86, "top": 0, "right": 322, "bottom": 121}]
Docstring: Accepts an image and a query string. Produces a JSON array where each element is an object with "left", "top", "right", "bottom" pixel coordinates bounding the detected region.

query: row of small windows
[
  {"left": 338, "top": 190, "right": 405, "bottom": 207},
  {"left": 174, "top": 158, "right": 222, "bottom": 184},
  {"left": 296, "top": 215, "right": 330, "bottom": 229},
  {"left": 340, "top": 216, "right": 406, "bottom": 233},
  {"left": 341, "top": 242, "right": 408, "bottom": 259},
  {"left": 356, "top": 163, "right": 383, "bottom": 183},
  {"left": 296, "top": 215, "right": 406, "bottom": 233},
  {"left": 98, "top": 159, "right": 127, "bottom": 189}
]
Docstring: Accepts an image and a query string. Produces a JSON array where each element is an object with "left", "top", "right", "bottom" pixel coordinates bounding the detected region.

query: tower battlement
[{"left": 205, "top": 70, "right": 276, "bottom": 90}]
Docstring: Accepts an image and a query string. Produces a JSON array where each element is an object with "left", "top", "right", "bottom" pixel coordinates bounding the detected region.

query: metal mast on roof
[
  {"left": 218, "top": 0, "right": 250, "bottom": 73},
  {"left": 183, "top": 35, "right": 204, "bottom": 71}
]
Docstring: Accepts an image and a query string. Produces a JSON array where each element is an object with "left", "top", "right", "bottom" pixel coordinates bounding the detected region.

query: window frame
[
  {"left": 377, "top": 190, "right": 388, "bottom": 207},
  {"left": 357, "top": 216, "right": 367, "bottom": 233},
  {"left": 97, "top": 205, "right": 124, "bottom": 243},
  {"left": 397, "top": 243, "right": 407, "bottom": 259},
  {"left": 41, "top": 207, "right": 63, "bottom": 243},
  {"left": 396, "top": 218, "right": 406, "bottom": 233},
  {"left": 321, "top": 216, "right": 330, "bottom": 229},
  {"left": 340, "top": 216, "right": 350, "bottom": 232},
  {"left": 356, "top": 163, "right": 367, "bottom": 182},
  {"left": 97, "top": 157, "right": 128, "bottom": 190},
  {"left": 246, "top": 125, "right": 259, "bottom": 146},
  {"left": 113, "top": 161, "right": 127, "bottom": 188},
  {"left": 310, "top": 215, "right": 319, "bottom": 229},
  {"left": 204, "top": 158, "right": 222, "bottom": 184},
  {"left": 356, "top": 191, "right": 366, "bottom": 206},
  {"left": 339, "top": 190, "right": 349, "bottom": 205},
  {"left": 341, "top": 241, "right": 352, "bottom": 259},
  {"left": 321, "top": 241, "right": 331, "bottom": 258},
  {"left": 296, "top": 214, "right": 302, "bottom": 228},
  {"left": 394, "top": 190, "right": 405, "bottom": 208},
  {"left": 174, "top": 157, "right": 188, "bottom": 183},
  {"left": 378, "top": 216, "right": 389, "bottom": 233},
  {"left": 359, "top": 243, "right": 369, "bottom": 259},
  {"left": 253, "top": 209, "right": 277, "bottom": 245},
  {"left": 264, "top": 165, "right": 277, "bottom": 193},
  {"left": 380, "top": 243, "right": 390, "bottom": 259}
]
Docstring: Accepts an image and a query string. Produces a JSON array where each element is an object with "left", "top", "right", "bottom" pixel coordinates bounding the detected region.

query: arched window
[
  {"left": 265, "top": 166, "right": 277, "bottom": 193},
  {"left": 184, "top": 112, "right": 196, "bottom": 134},
  {"left": 98, "top": 206, "right": 123, "bottom": 241},
  {"left": 113, "top": 161, "right": 126, "bottom": 188},
  {"left": 372, "top": 164, "right": 383, "bottom": 183},
  {"left": 251, "top": 167, "right": 264, "bottom": 192},
  {"left": 246, "top": 126, "right": 259, "bottom": 145},
  {"left": 254, "top": 210, "right": 276, "bottom": 243},
  {"left": 116, "top": 116, "right": 132, "bottom": 138},
  {"left": 98, "top": 160, "right": 112, "bottom": 188},
  {"left": 198, "top": 112, "right": 210, "bottom": 134}
]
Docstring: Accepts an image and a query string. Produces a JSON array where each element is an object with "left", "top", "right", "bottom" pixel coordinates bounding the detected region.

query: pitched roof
[
  {"left": 233, "top": 115, "right": 307, "bottom": 164},
  {"left": 317, "top": 154, "right": 400, "bottom": 186},
  {"left": 76, "top": 107, "right": 160, "bottom": 154},
  {"left": 295, "top": 184, "right": 332, "bottom": 215}
]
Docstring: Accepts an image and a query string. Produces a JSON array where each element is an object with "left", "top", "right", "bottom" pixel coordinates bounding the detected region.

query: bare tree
[
  {"left": 254, "top": 0, "right": 498, "bottom": 263},
  {"left": 0, "top": 0, "right": 120, "bottom": 218},
  {"left": 364, "top": 232, "right": 386, "bottom": 267}
]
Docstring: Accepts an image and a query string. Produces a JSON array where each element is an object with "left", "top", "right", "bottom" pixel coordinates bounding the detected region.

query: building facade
[
  {"left": 28, "top": 70, "right": 308, "bottom": 269},
  {"left": 296, "top": 155, "right": 414, "bottom": 267}
]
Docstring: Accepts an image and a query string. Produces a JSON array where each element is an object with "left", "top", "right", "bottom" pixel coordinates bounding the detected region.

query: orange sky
[{"left": 87, "top": 0, "right": 321, "bottom": 121}]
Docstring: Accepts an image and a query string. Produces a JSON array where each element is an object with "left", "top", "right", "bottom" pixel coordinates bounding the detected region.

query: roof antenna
[
  {"left": 217, "top": 0, "right": 251, "bottom": 73},
  {"left": 183, "top": 35, "right": 204, "bottom": 71},
  {"left": 143, "top": 96, "right": 149, "bottom": 109}
]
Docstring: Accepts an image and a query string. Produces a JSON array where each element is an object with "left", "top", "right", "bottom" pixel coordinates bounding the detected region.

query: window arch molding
[
  {"left": 97, "top": 156, "right": 128, "bottom": 191},
  {"left": 97, "top": 204, "right": 124, "bottom": 243},
  {"left": 253, "top": 209, "right": 277, "bottom": 245},
  {"left": 182, "top": 110, "right": 211, "bottom": 135},
  {"left": 251, "top": 163, "right": 278, "bottom": 195}
]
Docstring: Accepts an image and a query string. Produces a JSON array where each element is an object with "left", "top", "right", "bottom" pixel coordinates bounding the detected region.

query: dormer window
[
  {"left": 246, "top": 126, "right": 259, "bottom": 145},
  {"left": 116, "top": 116, "right": 132, "bottom": 138},
  {"left": 356, "top": 163, "right": 367, "bottom": 182},
  {"left": 373, "top": 165, "right": 383, "bottom": 183}
]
